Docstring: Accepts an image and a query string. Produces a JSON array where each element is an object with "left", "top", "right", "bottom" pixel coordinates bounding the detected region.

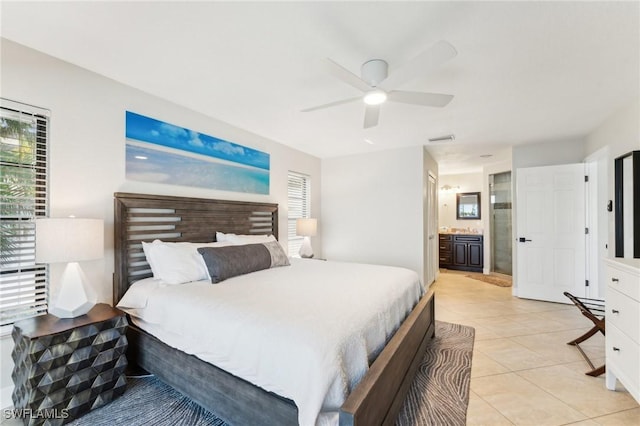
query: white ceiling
[{"left": 1, "top": 1, "right": 638, "bottom": 174}]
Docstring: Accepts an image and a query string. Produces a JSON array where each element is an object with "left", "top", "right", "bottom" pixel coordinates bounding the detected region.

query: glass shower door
[{"left": 490, "top": 171, "right": 512, "bottom": 275}]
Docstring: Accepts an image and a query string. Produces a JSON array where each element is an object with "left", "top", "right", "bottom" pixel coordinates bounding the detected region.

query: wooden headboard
[{"left": 113, "top": 192, "right": 278, "bottom": 304}]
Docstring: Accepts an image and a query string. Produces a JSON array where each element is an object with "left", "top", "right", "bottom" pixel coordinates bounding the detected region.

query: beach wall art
[{"left": 125, "top": 111, "right": 270, "bottom": 194}]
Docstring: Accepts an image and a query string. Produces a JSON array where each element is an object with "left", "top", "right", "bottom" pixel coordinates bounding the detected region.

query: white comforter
[{"left": 117, "top": 258, "right": 423, "bottom": 426}]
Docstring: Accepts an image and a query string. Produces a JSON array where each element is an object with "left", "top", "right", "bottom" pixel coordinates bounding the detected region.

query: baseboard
[{"left": 1, "top": 384, "right": 13, "bottom": 410}]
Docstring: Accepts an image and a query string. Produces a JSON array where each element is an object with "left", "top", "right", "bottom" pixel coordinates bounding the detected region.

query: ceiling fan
[{"left": 301, "top": 40, "right": 457, "bottom": 129}]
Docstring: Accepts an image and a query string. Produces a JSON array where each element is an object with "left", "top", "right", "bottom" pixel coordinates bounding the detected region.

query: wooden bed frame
[{"left": 113, "top": 192, "right": 435, "bottom": 426}]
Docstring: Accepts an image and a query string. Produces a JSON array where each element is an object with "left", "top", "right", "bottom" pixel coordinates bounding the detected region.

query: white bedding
[{"left": 117, "top": 258, "right": 423, "bottom": 426}]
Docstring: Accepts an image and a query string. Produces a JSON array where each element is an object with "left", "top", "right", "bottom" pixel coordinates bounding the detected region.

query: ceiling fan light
[{"left": 363, "top": 89, "right": 387, "bottom": 105}]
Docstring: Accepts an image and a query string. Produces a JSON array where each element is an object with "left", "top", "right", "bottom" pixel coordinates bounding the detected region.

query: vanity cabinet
[
  {"left": 439, "top": 234, "right": 483, "bottom": 272},
  {"left": 605, "top": 258, "right": 640, "bottom": 404},
  {"left": 439, "top": 234, "right": 453, "bottom": 266}
]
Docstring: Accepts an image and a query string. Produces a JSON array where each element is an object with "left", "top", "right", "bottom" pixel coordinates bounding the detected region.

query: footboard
[
  {"left": 340, "top": 289, "right": 435, "bottom": 426},
  {"left": 127, "top": 324, "right": 299, "bottom": 425}
]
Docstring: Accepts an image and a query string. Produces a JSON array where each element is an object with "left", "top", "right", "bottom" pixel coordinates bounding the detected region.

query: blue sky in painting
[{"left": 125, "top": 111, "right": 270, "bottom": 170}]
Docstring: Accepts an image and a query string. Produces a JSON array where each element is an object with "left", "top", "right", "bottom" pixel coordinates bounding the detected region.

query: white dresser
[{"left": 605, "top": 258, "right": 640, "bottom": 404}]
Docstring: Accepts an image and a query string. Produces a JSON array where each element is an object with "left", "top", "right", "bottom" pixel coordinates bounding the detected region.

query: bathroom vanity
[{"left": 439, "top": 233, "right": 483, "bottom": 272}]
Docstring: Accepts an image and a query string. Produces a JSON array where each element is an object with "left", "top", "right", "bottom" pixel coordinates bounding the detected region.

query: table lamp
[
  {"left": 296, "top": 218, "right": 317, "bottom": 258},
  {"left": 35, "top": 217, "right": 104, "bottom": 318}
]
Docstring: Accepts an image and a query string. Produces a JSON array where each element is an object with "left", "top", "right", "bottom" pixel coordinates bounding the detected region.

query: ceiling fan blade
[
  {"left": 382, "top": 40, "right": 457, "bottom": 89},
  {"left": 387, "top": 90, "right": 454, "bottom": 107},
  {"left": 301, "top": 96, "right": 361, "bottom": 112},
  {"left": 363, "top": 104, "right": 380, "bottom": 129},
  {"left": 323, "top": 58, "right": 372, "bottom": 92}
]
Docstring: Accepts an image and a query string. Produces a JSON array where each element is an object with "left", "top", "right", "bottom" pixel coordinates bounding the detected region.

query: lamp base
[
  {"left": 49, "top": 262, "right": 96, "bottom": 318},
  {"left": 299, "top": 236, "right": 314, "bottom": 259}
]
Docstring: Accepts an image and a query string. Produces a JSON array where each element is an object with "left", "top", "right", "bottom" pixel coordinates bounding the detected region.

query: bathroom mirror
[
  {"left": 614, "top": 150, "right": 639, "bottom": 258},
  {"left": 456, "top": 192, "right": 481, "bottom": 220}
]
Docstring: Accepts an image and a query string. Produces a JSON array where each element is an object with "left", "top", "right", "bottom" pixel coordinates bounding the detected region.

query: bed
[{"left": 113, "top": 192, "right": 435, "bottom": 426}]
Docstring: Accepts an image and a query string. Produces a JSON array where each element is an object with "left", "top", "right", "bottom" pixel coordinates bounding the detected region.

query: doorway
[
  {"left": 426, "top": 172, "right": 438, "bottom": 285},
  {"left": 489, "top": 171, "right": 512, "bottom": 275}
]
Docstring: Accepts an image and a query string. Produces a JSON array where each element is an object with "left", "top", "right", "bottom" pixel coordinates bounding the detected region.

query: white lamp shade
[
  {"left": 296, "top": 218, "right": 317, "bottom": 237},
  {"left": 36, "top": 218, "right": 104, "bottom": 263}
]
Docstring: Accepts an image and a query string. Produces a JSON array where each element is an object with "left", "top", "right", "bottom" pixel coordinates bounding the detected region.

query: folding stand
[{"left": 563, "top": 292, "right": 606, "bottom": 377}]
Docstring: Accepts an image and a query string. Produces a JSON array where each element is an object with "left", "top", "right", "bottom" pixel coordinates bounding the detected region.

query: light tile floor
[{"left": 433, "top": 270, "right": 640, "bottom": 425}]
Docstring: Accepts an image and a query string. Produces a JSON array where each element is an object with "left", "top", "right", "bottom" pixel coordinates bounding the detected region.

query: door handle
[{"left": 518, "top": 237, "right": 532, "bottom": 243}]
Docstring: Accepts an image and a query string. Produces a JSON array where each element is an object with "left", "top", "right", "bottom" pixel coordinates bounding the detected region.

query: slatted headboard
[{"left": 113, "top": 192, "right": 278, "bottom": 304}]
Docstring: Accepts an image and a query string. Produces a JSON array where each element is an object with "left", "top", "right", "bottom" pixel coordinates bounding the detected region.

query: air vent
[{"left": 428, "top": 134, "right": 455, "bottom": 142}]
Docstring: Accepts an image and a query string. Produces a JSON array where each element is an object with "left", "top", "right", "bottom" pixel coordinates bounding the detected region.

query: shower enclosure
[{"left": 489, "top": 171, "right": 512, "bottom": 275}]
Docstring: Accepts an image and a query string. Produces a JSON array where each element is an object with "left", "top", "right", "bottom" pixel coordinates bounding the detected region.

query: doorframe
[
  {"left": 482, "top": 161, "right": 513, "bottom": 277},
  {"left": 584, "top": 146, "right": 609, "bottom": 298},
  {"left": 488, "top": 171, "right": 513, "bottom": 276},
  {"left": 426, "top": 171, "right": 438, "bottom": 285}
]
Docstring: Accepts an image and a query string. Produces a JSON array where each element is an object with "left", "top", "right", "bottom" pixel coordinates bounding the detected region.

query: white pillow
[
  {"left": 219, "top": 233, "right": 277, "bottom": 245},
  {"left": 116, "top": 277, "right": 159, "bottom": 310},
  {"left": 141, "top": 240, "right": 232, "bottom": 284}
]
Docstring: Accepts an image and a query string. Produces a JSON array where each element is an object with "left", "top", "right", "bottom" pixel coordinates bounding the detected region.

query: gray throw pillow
[
  {"left": 198, "top": 244, "right": 271, "bottom": 283},
  {"left": 263, "top": 241, "right": 290, "bottom": 267}
]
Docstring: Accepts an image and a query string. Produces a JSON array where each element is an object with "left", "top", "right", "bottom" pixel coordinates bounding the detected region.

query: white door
[
  {"left": 426, "top": 173, "right": 437, "bottom": 285},
  {"left": 516, "top": 164, "right": 586, "bottom": 303}
]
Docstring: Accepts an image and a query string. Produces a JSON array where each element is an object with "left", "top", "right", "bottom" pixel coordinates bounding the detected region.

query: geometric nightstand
[{"left": 11, "top": 304, "right": 128, "bottom": 425}]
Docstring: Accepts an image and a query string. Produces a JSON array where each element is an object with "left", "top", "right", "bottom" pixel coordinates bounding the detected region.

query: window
[
  {"left": 0, "top": 99, "right": 49, "bottom": 329},
  {"left": 287, "top": 171, "right": 310, "bottom": 256}
]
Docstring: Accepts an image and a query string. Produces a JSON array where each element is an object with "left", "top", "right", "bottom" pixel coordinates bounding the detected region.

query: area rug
[
  {"left": 69, "top": 321, "right": 474, "bottom": 426},
  {"left": 465, "top": 272, "right": 512, "bottom": 287},
  {"left": 396, "top": 321, "right": 475, "bottom": 426}
]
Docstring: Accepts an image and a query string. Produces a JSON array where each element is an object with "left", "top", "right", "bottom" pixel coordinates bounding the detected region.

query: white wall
[
  {"left": 586, "top": 98, "right": 640, "bottom": 260},
  {"left": 438, "top": 172, "right": 484, "bottom": 232},
  {"left": 587, "top": 99, "right": 640, "bottom": 159},
  {"left": 321, "top": 146, "right": 426, "bottom": 284},
  {"left": 512, "top": 137, "right": 587, "bottom": 170},
  {"left": 0, "top": 39, "right": 321, "bottom": 408}
]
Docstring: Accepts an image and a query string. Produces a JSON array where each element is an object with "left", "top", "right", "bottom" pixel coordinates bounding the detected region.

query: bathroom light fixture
[
  {"left": 440, "top": 184, "right": 460, "bottom": 192},
  {"left": 428, "top": 134, "right": 455, "bottom": 142},
  {"left": 363, "top": 89, "right": 387, "bottom": 105}
]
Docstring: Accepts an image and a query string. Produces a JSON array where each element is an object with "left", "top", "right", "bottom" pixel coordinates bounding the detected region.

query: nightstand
[{"left": 11, "top": 304, "right": 128, "bottom": 425}]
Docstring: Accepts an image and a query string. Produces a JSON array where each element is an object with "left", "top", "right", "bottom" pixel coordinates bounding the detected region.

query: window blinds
[
  {"left": 287, "top": 171, "right": 310, "bottom": 255},
  {"left": 0, "top": 100, "right": 49, "bottom": 327}
]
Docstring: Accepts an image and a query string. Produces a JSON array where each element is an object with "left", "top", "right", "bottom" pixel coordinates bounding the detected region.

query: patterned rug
[
  {"left": 465, "top": 272, "right": 512, "bottom": 287},
  {"left": 69, "top": 321, "right": 474, "bottom": 426},
  {"left": 396, "top": 321, "right": 475, "bottom": 426}
]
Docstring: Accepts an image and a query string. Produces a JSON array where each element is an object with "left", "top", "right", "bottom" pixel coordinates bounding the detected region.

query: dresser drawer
[
  {"left": 607, "top": 324, "right": 640, "bottom": 397},
  {"left": 453, "top": 235, "right": 483, "bottom": 243},
  {"left": 607, "top": 264, "right": 639, "bottom": 302},
  {"left": 439, "top": 234, "right": 452, "bottom": 242},
  {"left": 607, "top": 287, "right": 640, "bottom": 344},
  {"left": 439, "top": 241, "right": 452, "bottom": 252},
  {"left": 439, "top": 251, "right": 453, "bottom": 264}
]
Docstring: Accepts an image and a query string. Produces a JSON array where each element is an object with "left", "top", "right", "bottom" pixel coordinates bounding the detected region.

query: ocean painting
[{"left": 125, "top": 111, "right": 270, "bottom": 194}]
